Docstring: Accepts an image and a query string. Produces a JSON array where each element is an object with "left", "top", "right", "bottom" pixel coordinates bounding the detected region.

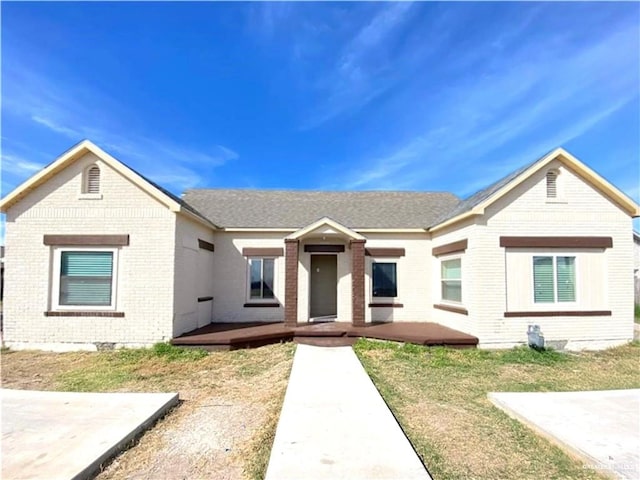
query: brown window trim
[
  {"left": 504, "top": 310, "right": 612, "bottom": 317},
  {"left": 43, "top": 235, "right": 129, "bottom": 246},
  {"left": 243, "top": 302, "right": 281, "bottom": 308},
  {"left": 304, "top": 244, "right": 345, "bottom": 253},
  {"left": 45, "top": 311, "right": 125, "bottom": 317},
  {"left": 499, "top": 236, "right": 613, "bottom": 249},
  {"left": 432, "top": 239, "right": 467, "bottom": 256},
  {"left": 433, "top": 303, "right": 468, "bottom": 315},
  {"left": 198, "top": 239, "right": 215, "bottom": 252},
  {"left": 368, "top": 303, "right": 404, "bottom": 308},
  {"left": 365, "top": 248, "right": 405, "bottom": 257},
  {"left": 242, "top": 248, "right": 284, "bottom": 257},
  {"left": 197, "top": 296, "right": 213, "bottom": 302}
]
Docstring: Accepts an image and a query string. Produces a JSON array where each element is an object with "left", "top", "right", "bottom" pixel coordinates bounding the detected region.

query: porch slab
[
  {"left": 489, "top": 390, "right": 640, "bottom": 479},
  {"left": 171, "top": 321, "right": 478, "bottom": 349},
  {"left": 1, "top": 389, "right": 178, "bottom": 480}
]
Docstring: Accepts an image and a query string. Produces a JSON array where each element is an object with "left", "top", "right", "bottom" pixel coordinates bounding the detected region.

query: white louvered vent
[
  {"left": 546, "top": 170, "right": 557, "bottom": 199},
  {"left": 86, "top": 166, "right": 100, "bottom": 194}
]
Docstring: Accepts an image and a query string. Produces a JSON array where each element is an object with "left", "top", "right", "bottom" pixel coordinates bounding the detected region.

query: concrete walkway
[
  {"left": 266, "top": 345, "right": 430, "bottom": 480},
  {"left": 1, "top": 389, "right": 178, "bottom": 480},
  {"left": 489, "top": 389, "right": 640, "bottom": 480}
]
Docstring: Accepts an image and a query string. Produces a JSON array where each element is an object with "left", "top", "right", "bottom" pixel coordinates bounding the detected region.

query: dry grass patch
[
  {"left": 1, "top": 343, "right": 295, "bottom": 479},
  {"left": 355, "top": 340, "right": 640, "bottom": 480}
]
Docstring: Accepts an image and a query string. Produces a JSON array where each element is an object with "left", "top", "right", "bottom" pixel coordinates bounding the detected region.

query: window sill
[
  {"left": 504, "top": 310, "right": 611, "bottom": 317},
  {"left": 78, "top": 193, "right": 103, "bottom": 200},
  {"left": 545, "top": 199, "right": 567, "bottom": 204},
  {"left": 369, "top": 303, "right": 403, "bottom": 308},
  {"left": 243, "top": 303, "right": 280, "bottom": 308},
  {"left": 434, "top": 303, "right": 468, "bottom": 315},
  {"left": 45, "top": 311, "right": 124, "bottom": 317}
]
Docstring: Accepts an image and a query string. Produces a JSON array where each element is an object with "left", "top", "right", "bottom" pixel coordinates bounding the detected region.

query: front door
[{"left": 310, "top": 255, "right": 338, "bottom": 319}]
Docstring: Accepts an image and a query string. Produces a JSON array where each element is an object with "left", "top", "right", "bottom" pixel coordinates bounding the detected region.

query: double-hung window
[
  {"left": 372, "top": 262, "right": 397, "bottom": 297},
  {"left": 249, "top": 258, "right": 275, "bottom": 300},
  {"left": 53, "top": 248, "right": 117, "bottom": 309},
  {"left": 533, "top": 256, "right": 576, "bottom": 303},
  {"left": 441, "top": 258, "right": 462, "bottom": 302}
]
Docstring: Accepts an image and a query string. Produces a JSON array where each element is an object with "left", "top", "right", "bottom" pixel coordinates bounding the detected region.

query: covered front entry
[
  {"left": 310, "top": 255, "right": 337, "bottom": 319},
  {"left": 284, "top": 217, "right": 367, "bottom": 327}
]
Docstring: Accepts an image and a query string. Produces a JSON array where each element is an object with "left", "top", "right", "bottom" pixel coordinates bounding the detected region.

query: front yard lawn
[
  {"left": 1, "top": 343, "right": 295, "bottom": 479},
  {"left": 354, "top": 340, "right": 640, "bottom": 480}
]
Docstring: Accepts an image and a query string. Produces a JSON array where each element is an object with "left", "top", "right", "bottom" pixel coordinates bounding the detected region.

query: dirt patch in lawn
[
  {"left": 355, "top": 341, "right": 640, "bottom": 480},
  {"left": 1, "top": 343, "right": 295, "bottom": 479}
]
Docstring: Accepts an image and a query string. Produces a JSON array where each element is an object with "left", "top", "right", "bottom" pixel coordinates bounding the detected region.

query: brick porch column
[
  {"left": 351, "top": 239, "right": 366, "bottom": 326},
  {"left": 284, "top": 239, "right": 299, "bottom": 327}
]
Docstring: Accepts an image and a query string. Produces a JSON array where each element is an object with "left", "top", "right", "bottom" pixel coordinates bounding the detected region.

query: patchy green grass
[
  {"left": 55, "top": 343, "right": 208, "bottom": 391},
  {"left": 354, "top": 340, "right": 640, "bottom": 480}
]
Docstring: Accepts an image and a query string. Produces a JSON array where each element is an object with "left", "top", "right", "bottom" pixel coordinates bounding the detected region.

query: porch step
[{"left": 294, "top": 336, "right": 357, "bottom": 347}]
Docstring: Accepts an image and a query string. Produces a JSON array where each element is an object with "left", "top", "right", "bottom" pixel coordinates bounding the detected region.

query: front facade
[{"left": 1, "top": 141, "right": 638, "bottom": 351}]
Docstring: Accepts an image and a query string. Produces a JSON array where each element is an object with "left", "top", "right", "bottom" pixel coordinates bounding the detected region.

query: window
[
  {"left": 533, "top": 256, "right": 576, "bottom": 303},
  {"left": 546, "top": 170, "right": 558, "bottom": 199},
  {"left": 441, "top": 258, "right": 462, "bottom": 302},
  {"left": 83, "top": 165, "right": 101, "bottom": 194},
  {"left": 372, "top": 262, "right": 397, "bottom": 297},
  {"left": 249, "top": 258, "right": 275, "bottom": 300},
  {"left": 53, "top": 249, "right": 117, "bottom": 309}
]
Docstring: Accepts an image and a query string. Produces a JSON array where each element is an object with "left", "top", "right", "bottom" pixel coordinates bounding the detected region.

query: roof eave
[
  {"left": 427, "top": 210, "right": 482, "bottom": 233},
  {"left": 429, "top": 148, "right": 640, "bottom": 230},
  {"left": 177, "top": 207, "right": 220, "bottom": 230},
  {"left": 0, "top": 140, "right": 184, "bottom": 215}
]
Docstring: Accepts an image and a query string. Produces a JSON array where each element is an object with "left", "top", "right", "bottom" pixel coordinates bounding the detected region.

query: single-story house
[{"left": 0, "top": 140, "right": 638, "bottom": 351}]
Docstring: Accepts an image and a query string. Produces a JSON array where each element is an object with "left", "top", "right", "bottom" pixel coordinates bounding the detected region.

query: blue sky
[{"left": 1, "top": 2, "right": 639, "bottom": 234}]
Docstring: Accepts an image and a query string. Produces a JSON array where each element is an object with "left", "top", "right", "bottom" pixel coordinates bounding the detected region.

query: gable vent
[
  {"left": 546, "top": 170, "right": 557, "bottom": 199},
  {"left": 86, "top": 166, "right": 100, "bottom": 194}
]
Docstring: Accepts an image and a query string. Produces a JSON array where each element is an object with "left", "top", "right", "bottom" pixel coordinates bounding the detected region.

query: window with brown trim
[
  {"left": 248, "top": 258, "right": 275, "bottom": 300},
  {"left": 372, "top": 262, "right": 397, "bottom": 297},
  {"left": 52, "top": 247, "right": 118, "bottom": 310},
  {"left": 441, "top": 257, "right": 462, "bottom": 303}
]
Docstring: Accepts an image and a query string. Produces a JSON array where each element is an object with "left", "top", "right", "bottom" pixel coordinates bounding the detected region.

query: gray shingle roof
[{"left": 182, "top": 189, "right": 460, "bottom": 229}]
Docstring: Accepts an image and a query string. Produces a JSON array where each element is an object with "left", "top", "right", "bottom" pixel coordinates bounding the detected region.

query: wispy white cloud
[
  {"left": 329, "top": 11, "right": 639, "bottom": 196},
  {"left": 1, "top": 153, "right": 45, "bottom": 176},
  {"left": 300, "top": 3, "right": 415, "bottom": 128},
  {"left": 2, "top": 65, "right": 238, "bottom": 193}
]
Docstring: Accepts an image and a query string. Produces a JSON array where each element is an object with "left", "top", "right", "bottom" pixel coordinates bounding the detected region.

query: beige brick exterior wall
[
  {"left": 173, "top": 215, "right": 216, "bottom": 336},
  {"left": 364, "top": 233, "right": 431, "bottom": 323},
  {"left": 430, "top": 221, "right": 478, "bottom": 336},
  {"left": 471, "top": 159, "right": 634, "bottom": 350},
  {"left": 211, "top": 232, "right": 286, "bottom": 322},
  {"left": 3, "top": 152, "right": 176, "bottom": 349}
]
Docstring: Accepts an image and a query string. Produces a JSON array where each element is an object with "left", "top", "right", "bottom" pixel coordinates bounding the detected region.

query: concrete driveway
[
  {"left": 1, "top": 389, "right": 178, "bottom": 480},
  {"left": 489, "top": 389, "right": 640, "bottom": 480}
]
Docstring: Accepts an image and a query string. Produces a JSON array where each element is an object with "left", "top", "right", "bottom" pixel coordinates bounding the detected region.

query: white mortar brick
[{"left": 4, "top": 153, "right": 176, "bottom": 347}]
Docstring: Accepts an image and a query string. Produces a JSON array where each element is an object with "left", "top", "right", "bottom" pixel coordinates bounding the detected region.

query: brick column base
[
  {"left": 351, "top": 239, "right": 366, "bottom": 326},
  {"left": 284, "top": 239, "right": 299, "bottom": 327}
]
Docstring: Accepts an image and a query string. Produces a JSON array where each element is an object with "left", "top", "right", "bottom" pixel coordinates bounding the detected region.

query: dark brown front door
[{"left": 310, "top": 255, "right": 337, "bottom": 319}]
